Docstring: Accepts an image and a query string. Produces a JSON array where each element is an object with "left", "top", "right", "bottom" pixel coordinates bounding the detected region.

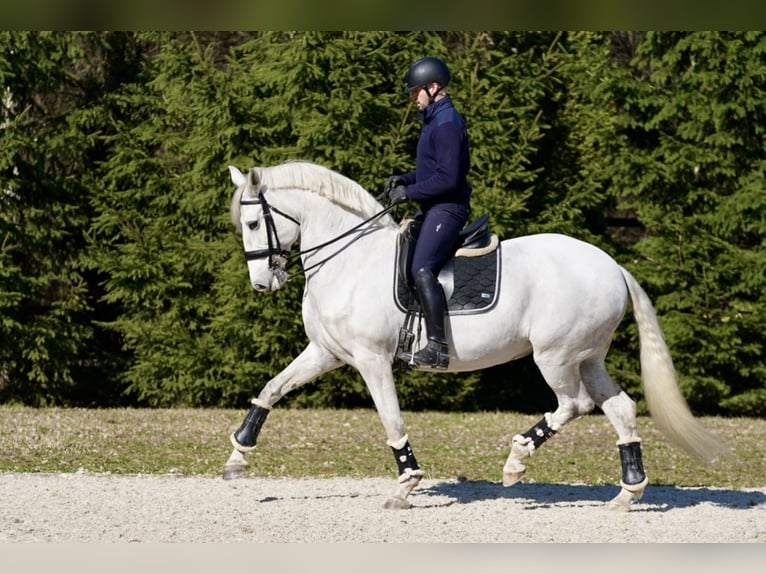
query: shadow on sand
[{"left": 416, "top": 479, "right": 766, "bottom": 512}]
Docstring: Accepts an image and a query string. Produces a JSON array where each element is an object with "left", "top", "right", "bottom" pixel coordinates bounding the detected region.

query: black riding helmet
[{"left": 403, "top": 57, "right": 450, "bottom": 95}]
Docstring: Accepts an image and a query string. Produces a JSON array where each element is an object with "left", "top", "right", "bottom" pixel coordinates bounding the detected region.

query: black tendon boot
[
  {"left": 231, "top": 401, "right": 270, "bottom": 452},
  {"left": 408, "top": 267, "right": 449, "bottom": 369},
  {"left": 618, "top": 440, "right": 647, "bottom": 487},
  {"left": 391, "top": 438, "right": 422, "bottom": 480},
  {"left": 521, "top": 415, "right": 558, "bottom": 450}
]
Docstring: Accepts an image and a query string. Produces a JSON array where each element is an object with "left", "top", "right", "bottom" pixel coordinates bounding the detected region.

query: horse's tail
[{"left": 620, "top": 267, "right": 729, "bottom": 462}]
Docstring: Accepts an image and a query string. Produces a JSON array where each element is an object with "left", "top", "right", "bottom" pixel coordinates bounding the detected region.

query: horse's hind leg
[
  {"left": 580, "top": 357, "right": 648, "bottom": 511},
  {"left": 503, "top": 361, "right": 595, "bottom": 487}
]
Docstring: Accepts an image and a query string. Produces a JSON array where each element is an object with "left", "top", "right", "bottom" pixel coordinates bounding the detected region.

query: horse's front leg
[
  {"left": 383, "top": 433, "right": 425, "bottom": 509},
  {"left": 355, "top": 352, "right": 424, "bottom": 509},
  {"left": 223, "top": 342, "right": 342, "bottom": 480}
]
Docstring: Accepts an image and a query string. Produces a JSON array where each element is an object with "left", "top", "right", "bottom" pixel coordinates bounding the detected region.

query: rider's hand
[
  {"left": 384, "top": 175, "right": 404, "bottom": 195},
  {"left": 388, "top": 185, "right": 408, "bottom": 205}
]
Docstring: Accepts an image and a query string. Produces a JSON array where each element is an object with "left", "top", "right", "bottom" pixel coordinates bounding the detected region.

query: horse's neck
[
  {"left": 287, "top": 190, "right": 396, "bottom": 279},
  {"left": 299, "top": 193, "right": 360, "bottom": 244}
]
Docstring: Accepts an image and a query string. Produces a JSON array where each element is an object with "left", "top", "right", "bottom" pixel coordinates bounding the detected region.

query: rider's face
[{"left": 411, "top": 83, "right": 437, "bottom": 110}]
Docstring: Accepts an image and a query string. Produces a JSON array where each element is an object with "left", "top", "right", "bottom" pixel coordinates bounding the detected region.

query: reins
[{"left": 241, "top": 190, "right": 399, "bottom": 283}]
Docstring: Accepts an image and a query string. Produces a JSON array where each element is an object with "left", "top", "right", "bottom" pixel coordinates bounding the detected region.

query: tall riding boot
[{"left": 408, "top": 267, "right": 449, "bottom": 369}]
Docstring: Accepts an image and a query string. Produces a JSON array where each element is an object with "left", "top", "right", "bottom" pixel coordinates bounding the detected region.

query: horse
[{"left": 223, "top": 160, "right": 728, "bottom": 511}]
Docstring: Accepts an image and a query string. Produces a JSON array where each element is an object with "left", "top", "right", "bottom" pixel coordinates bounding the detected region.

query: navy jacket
[{"left": 400, "top": 96, "right": 472, "bottom": 211}]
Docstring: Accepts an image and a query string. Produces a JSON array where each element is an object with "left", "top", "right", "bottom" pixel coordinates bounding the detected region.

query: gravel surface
[{"left": 1, "top": 472, "right": 764, "bottom": 543}]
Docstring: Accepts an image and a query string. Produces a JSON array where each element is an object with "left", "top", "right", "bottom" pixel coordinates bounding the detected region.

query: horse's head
[{"left": 229, "top": 166, "right": 300, "bottom": 292}]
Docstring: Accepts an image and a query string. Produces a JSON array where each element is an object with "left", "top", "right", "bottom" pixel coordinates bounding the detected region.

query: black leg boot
[{"left": 408, "top": 267, "right": 449, "bottom": 369}]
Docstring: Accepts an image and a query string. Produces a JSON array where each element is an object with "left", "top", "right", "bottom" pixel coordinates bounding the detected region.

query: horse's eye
[{"left": 247, "top": 220, "right": 259, "bottom": 231}]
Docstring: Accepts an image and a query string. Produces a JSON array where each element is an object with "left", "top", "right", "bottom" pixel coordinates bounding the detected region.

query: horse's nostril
[{"left": 253, "top": 283, "right": 269, "bottom": 292}]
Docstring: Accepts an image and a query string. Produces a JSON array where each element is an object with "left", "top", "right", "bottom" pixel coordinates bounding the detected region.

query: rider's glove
[
  {"left": 388, "top": 185, "right": 408, "bottom": 205},
  {"left": 384, "top": 175, "right": 404, "bottom": 195}
]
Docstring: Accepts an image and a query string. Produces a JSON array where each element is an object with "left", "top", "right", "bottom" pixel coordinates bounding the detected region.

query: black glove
[
  {"left": 388, "top": 184, "right": 408, "bottom": 205},
  {"left": 384, "top": 175, "right": 404, "bottom": 195}
]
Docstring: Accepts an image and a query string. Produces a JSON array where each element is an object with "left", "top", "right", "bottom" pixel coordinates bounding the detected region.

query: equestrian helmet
[{"left": 403, "top": 57, "right": 450, "bottom": 94}]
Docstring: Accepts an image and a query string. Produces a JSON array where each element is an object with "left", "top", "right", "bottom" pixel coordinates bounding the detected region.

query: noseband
[{"left": 239, "top": 190, "right": 300, "bottom": 271}]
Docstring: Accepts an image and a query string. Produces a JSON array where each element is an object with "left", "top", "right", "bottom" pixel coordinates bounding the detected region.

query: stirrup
[{"left": 407, "top": 340, "right": 449, "bottom": 369}]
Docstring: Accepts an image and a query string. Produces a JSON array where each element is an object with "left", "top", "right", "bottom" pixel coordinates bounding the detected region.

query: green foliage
[
  {"left": 0, "top": 32, "right": 128, "bottom": 405},
  {"left": 1, "top": 31, "right": 764, "bottom": 416},
  {"left": 88, "top": 33, "right": 306, "bottom": 406},
  {"left": 596, "top": 31, "right": 766, "bottom": 415}
]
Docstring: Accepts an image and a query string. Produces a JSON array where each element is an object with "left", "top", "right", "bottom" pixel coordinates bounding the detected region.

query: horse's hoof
[
  {"left": 222, "top": 465, "right": 246, "bottom": 480},
  {"left": 605, "top": 489, "right": 634, "bottom": 512},
  {"left": 606, "top": 478, "right": 648, "bottom": 510},
  {"left": 502, "top": 470, "right": 525, "bottom": 487},
  {"left": 383, "top": 496, "right": 411, "bottom": 510},
  {"left": 605, "top": 499, "right": 632, "bottom": 512}
]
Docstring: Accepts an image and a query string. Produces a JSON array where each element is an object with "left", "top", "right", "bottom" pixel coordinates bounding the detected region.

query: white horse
[{"left": 223, "top": 160, "right": 728, "bottom": 511}]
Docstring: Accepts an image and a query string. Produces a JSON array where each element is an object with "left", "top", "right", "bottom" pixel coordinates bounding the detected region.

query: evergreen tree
[
  {"left": 0, "top": 32, "right": 132, "bottom": 405},
  {"left": 599, "top": 31, "right": 766, "bottom": 415}
]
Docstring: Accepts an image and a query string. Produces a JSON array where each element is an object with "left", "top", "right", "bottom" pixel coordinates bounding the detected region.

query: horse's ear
[
  {"left": 248, "top": 168, "right": 260, "bottom": 188},
  {"left": 229, "top": 166, "right": 246, "bottom": 187}
]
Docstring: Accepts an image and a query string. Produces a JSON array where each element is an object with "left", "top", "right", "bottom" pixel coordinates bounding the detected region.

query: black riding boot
[{"left": 408, "top": 267, "right": 449, "bottom": 369}]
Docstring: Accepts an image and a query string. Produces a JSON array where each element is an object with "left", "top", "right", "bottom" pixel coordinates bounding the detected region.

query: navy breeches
[{"left": 410, "top": 204, "right": 470, "bottom": 280}]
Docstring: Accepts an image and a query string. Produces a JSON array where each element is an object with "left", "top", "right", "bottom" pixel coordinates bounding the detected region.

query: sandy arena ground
[{"left": 1, "top": 472, "right": 764, "bottom": 543}]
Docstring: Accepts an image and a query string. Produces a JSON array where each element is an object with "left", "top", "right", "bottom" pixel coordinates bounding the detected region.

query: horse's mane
[{"left": 234, "top": 160, "right": 396, "bottom": 229}]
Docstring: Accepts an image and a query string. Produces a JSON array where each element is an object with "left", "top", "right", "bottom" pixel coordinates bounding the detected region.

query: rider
[{"left": 385, "top": 56, "right": 472, "bottom": 369}]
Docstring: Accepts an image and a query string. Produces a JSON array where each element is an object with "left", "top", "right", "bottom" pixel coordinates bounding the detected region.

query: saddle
[
  {"left": 394, "top": 214, "right": 501, "bottom": 315},
  {"left": 393, "top": 214, "right": 501, "bottom": 368}
]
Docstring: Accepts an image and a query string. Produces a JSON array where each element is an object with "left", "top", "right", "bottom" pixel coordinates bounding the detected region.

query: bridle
[
  {"left": 240, "top": 190, "right": 300, "bottom": 272},
  {"left": 239, "top": 189, "right": 398, "bottom": 282}
]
